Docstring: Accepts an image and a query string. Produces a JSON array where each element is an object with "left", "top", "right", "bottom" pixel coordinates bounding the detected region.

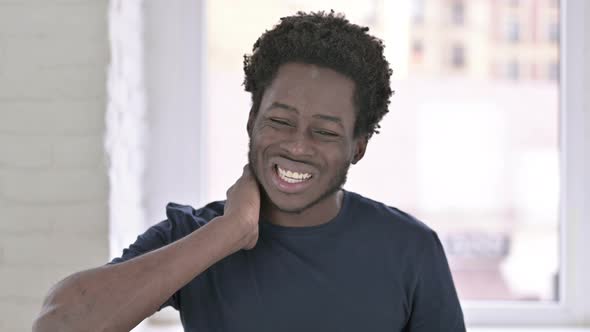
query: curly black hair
[{"left": 243, "top": 10, "right": 393, "bottom": 140}]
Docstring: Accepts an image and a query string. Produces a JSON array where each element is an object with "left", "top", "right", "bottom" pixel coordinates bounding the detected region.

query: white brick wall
[{"left": 0, "top": 1, "right": 109, "bottom": 330}]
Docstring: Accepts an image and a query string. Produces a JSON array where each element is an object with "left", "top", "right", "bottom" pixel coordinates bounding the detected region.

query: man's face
[{"left": 248, "top": 62, "right": 367, "bottom": 214}]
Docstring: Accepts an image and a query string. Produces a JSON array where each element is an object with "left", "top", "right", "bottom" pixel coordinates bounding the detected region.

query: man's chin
[
  {"left": 273, "top": 206, "right": 308, "bottom": 215},
  {"left": 265, "top": 185, "right": 342, "bottom": 215},
  {"left": 263, "top": 192, "right": 312, "bottom": 215}
]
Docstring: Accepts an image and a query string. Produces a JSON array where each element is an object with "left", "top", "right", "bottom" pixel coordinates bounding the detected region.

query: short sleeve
[
  {"left": 108, "top": 219, "right": 180, "bottom": 311},
  {"left": 108, "top": 202, "right": 222, "bottom": 313},
  {"left": 405, "top": 231, "right": 466, "bottom": 331}
]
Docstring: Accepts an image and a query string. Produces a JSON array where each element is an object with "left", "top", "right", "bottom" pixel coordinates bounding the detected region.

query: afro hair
[{"left": 243, "top": 10, "right": 393, "bottom": 139}]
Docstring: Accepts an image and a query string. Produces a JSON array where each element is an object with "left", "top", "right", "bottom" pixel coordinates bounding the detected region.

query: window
[
  {"left": 548, "top": 62, "right": 559, "bottom": 81},
  {"left": 451, "top": 44, "right": 465, "bottom": 68},
  {"left": 507, "top": 60, "right": 520, "bottom": 79},
  {"left": 451, "top": 1, "right": 465, "bottom": 25},
  {"left": 205, "top": 0, "right": 562, "bottom": 306},
  {"left": 412, "top": 39, "right": 424, "bottom": 62},
  {"left": 127, "top": 0, "right": 590, "bottom": 329},
  {"left": 507, "top": 19, "right": 520, "bottom": 42},
  {"left": 548, "top": 21, "right": 560, "bottom": 42},
  {"left": 412, "top": 0, "right": 425, "bottom": 24}
]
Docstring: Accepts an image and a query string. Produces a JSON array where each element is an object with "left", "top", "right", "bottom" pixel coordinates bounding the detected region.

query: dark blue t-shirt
[{"left": 110, "top": 190, "right": 465, "bottom": 331}]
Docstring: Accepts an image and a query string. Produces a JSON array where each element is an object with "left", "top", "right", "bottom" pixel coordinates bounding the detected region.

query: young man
[{"left": 34, "top": 11, "right": 465, "bottom": 332}]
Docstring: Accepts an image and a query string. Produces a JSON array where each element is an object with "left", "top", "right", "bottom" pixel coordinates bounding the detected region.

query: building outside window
[
  {"left": 451, "top": 44, "right": 465, "bottom": 68},
  {"left": 412, "top": 0, "right": 425, "bottom": 24},
  {"left": 507, "top": 60, "right": 520, "bottom": 79},
  {"left": 412, "top": 39, "right": 424, "bottom": 62},
  {"left": 451, "top": 1, "right": 465, "bottom": 25},
  {"left": 507, "top": 19, "right": 520, "bottom": 42},
  {"left": 548, "top": 21, "right": 560, "bottom": 42},
  {"left": 548, "top": 61, "right": 559, "bottom": 81}
]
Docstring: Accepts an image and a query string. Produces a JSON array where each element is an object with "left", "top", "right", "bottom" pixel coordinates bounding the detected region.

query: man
[{"left": 34, "top": 11, "right": 465, "bottom": 332}]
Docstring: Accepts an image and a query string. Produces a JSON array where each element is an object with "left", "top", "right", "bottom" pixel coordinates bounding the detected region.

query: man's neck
[{"left": 261, "top": 190, "right": 344, "bottom": 228}]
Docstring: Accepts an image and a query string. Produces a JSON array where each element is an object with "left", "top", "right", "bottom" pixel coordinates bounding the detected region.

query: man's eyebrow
[
  {"left": 266, "top": 102, "right": 344, "bottom": 128},
  {"left": 312, "top": 114, "right": 343, "bottom": 126},
  {"left": 266, "top": 102, "right": 298, "bottom": 113}
]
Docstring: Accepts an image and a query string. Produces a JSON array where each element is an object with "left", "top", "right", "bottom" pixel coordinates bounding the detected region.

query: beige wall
[{"left": 0, "top": 1, "right": 109, "bottom": 330}]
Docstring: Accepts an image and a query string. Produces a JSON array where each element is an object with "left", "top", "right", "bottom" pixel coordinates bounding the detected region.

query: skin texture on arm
[{"left": 33, "top": 167, "right": 260, "bottom": 332}]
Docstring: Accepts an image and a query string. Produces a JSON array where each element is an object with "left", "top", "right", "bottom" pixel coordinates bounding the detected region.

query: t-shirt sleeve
[
  {"left": 108, "top": 219, "right": 180, "bottom": 311},
  {"left": 405, "top": 231, "right": 466, "bottom": 332}
]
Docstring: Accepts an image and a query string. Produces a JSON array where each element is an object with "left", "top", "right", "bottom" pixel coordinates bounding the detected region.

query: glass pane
[{"left": 206, "top": 0, "right": 560, "bottom": 302}]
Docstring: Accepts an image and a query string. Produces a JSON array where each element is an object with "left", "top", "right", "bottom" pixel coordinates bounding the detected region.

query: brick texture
[{"left": 0, "top": 1, "right": 109, "bottom": 330}]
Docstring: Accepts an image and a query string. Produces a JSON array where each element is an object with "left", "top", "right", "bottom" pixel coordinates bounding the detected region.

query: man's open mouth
[
  {"left": 269, "top": 161, "right": 316, "bottom": 194},
  {"left": 276, "top": 164, "right": 313, "bottom": 183}
]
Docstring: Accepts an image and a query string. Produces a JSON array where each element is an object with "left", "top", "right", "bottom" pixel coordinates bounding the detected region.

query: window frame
[{"left": 463, "top": 0, "right": 590, "bottom": 326}]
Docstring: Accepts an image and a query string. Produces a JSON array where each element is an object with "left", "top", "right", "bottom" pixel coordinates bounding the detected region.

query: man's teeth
[{"left": 277, "top": 166, "right": 311, "bottom": 183}]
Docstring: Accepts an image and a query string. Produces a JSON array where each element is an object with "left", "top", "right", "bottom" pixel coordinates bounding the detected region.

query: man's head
[{"left": 243, "top": 11, "right": 392, "bottom": 214}]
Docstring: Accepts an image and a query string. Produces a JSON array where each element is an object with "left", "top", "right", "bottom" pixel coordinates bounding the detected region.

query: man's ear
[{"left": 351, "top": 135, "right": 368, "bottom": 165}]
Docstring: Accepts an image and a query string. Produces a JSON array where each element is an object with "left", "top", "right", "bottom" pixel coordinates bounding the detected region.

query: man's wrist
[{"left": 210, "top": 215, "right": 248, "bottom": 253}]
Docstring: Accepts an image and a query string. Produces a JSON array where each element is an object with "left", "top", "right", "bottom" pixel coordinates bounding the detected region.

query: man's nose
[{"left": 280, "top": 129, "right": 315, "bottom": 157}]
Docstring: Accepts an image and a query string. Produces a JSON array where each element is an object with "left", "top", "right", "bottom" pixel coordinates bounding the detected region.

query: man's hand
[{"left": 223, "top": 165, "right": 261, "bottom": 250}]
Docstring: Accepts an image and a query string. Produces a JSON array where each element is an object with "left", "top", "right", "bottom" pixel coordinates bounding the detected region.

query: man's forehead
[
  {"left": 268, "top": 63, "right": 355, "bottom": 100},
  {"left": 309, "top": 65, "right": 321, "bottom": 79},
  {"left": 257, "top": 63, "right": 356, "bottom": 118},
  {"left": 274, "top": 63, "right": 347, "bottom": 83}
]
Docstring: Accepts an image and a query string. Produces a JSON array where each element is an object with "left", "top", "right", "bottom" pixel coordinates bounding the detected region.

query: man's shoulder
[
  {"left": 166, "top": 200, "right": 226, "bottom": 224},
  {"left": 108, "top": 201, "right": 226, "bottom": 267},
  {"left": 346, "top": 190, "right": 435, "bottom": 239},
  {"left": 155, "top": 200, "right": 226, "bottom": 237}
]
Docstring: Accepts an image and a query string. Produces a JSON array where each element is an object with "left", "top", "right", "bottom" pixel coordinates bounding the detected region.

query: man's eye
[
  {"left": 315, "top": 130, "right": 338, "bottom": 137},
  {"left": 270, "top": 118, "right": 291, "bottom": 126}
]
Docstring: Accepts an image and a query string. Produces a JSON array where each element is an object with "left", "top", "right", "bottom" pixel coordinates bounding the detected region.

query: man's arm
[{"left": 33, "top": 166, "right": 260, "bottom": 332}]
